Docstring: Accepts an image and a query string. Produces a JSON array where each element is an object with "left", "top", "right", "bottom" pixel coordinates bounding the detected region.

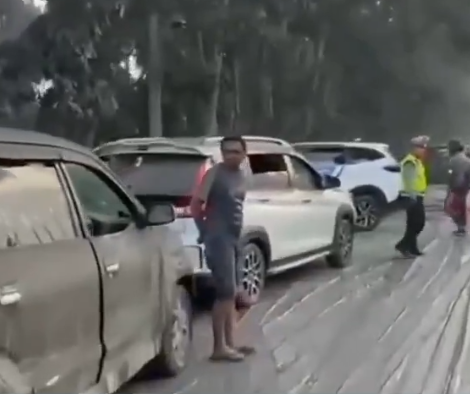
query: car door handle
[
  {"left": 105, "top": 263, "right": 120, "bottom": 277},
  {"left": 301, "top": 199, "right": 312, "bottom": 203},
  {"left": 0, "top": 286, "right": 21, "bottom": 306},
  {"left": 256, "top": 198, "right": 270, "bottom": 203}
]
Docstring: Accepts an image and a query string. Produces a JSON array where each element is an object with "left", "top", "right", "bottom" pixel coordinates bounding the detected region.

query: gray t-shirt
[
  {"left": 448, "top": 152, "right": 470, "bottom": 193},
  {"left": 195, "top": 163, "right": 246, "bottom": 238}
]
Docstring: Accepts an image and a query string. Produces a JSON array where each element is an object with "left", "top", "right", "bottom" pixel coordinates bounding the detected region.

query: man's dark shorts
[{"left": 205, "top": 235, "right": 242, "bottom": 300}]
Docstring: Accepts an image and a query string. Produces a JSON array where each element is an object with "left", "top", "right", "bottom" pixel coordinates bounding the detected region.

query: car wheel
[
  {"left": 353, "top": 194, "right": 382, "bottom": 231},
  {"left": 154, "top": 286, "right": 193, "bottom": 377},
  {"left": 241, "top": 242, "right": 266, "bottom": 303},
  {"left": 326, "top": 216, "right": 354, "bottom": 268}
]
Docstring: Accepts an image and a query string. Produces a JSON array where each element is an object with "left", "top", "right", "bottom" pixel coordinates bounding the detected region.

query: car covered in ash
[
  {"left": 95, "top": 136, "right": 356, "bottom": 303},
  {"left": 0, "top": 128, "right": 194, "bottom": 393}
]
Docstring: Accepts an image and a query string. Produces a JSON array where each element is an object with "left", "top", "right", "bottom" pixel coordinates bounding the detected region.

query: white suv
[
  {"left": 294, "top": 141, "right": 401, "bottom": 231},
  {"left": 95, "top": 137, "right": 356, "bottom": 302}
]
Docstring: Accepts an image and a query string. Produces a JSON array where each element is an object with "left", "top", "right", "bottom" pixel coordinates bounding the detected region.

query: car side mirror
[
  {"left": 333, "top": 155, "right": 346, "bottom": 165},
  {"left": 323, "top": 175, "right": 341, "bottom": 189},
  {"left": 146, "top": 203, "right": 175, "bottom": 226}
]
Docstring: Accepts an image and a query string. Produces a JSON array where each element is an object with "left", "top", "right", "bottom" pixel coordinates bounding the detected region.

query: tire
[
  {"left": 353, "top": 194, "right": 382, "bottom": 231},
  {"left": 154, "top": 286, "right": 193, "bottom": 377},
  {"left": 326, "top": 216, "right": 354, "bottom": 268},
  {"left": 241, "top": 242, "right": 266, "bottom": 304}
]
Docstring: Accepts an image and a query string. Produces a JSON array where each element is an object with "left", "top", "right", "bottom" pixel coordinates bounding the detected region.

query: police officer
[{"left": 395, "top": 136, "right": 429, "bottom": 258}]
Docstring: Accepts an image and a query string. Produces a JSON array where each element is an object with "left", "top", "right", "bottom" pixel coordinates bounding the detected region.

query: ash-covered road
[{"left": 127, "top": 188, "right": 470, "bottom": 394}]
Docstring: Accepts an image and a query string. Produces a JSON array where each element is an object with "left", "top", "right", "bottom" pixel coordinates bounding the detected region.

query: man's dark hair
[{"left": 220, "top": 135, "right": 246, "bottom": 151}]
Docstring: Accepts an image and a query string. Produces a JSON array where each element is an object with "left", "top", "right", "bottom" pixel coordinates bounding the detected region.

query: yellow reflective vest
[{"left": 400, "top": 153, "right": 427, "bottom": 194}]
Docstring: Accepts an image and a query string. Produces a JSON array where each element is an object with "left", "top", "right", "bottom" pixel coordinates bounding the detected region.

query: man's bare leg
[
  {"left": 211, "top": 300, "right": 226, "bottom": 354},
  {"left": 225, "top": 300, "right": 256, "bottom": 356},
  {"left": 211, "top": 299, "right": 244, "bottom": 361},
  {"left": 224, "top": 299, "right": 237, "bottom": 349}
]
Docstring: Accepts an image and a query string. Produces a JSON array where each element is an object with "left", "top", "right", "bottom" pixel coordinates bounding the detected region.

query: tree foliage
[{"left": 1, "top": 0, "right": 470, "bottom": 146}]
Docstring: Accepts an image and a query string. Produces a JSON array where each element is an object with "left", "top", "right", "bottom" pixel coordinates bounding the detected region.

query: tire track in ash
[
  {"left": 264, "top": 212, "right": 446, "bottom": 393},
  {"left": 290, "top": 229, "right": 470, "bottom": 393},
  {"left": 302, "top": 238, "right": 456, "bottom": 393},
  {"left": 338, "top": 245, "right": 470, "bottom": 394},
  {"left": 260, "top": 213, "right": 415, "bottom": 330},
  {"left": 260, "top": 230, "right": 419, "bottom": 391},
  {"left": 262, "top": 210, "right": 439, "bottom": 345}
]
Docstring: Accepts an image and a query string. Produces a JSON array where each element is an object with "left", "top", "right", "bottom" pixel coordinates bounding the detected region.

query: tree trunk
[
  {"left": 148, "top": 13, "right": 163, "bottom": 137},
  {"left": 202, "top": 49, "right": 223, "bottom": 136}
]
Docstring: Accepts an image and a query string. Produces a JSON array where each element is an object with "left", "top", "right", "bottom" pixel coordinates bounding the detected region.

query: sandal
[
  {"left": 209, "top": 349, "right": 245, "bottom": 363},
  {"left": 236, "top": 345, "right": 256, "bottom": 356}
]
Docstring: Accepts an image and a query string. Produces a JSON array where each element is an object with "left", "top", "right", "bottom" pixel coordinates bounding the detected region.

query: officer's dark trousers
[{"left": 397, "top": 196, "right": 425, "bottom": 253}]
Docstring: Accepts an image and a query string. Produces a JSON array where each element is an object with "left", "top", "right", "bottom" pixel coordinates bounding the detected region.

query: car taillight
[
  {"left": 175, "top": 205, "right": 193, "bottom": 218},
  {"left": 175, "top": 160, "right": 212, "bottom": 218}
]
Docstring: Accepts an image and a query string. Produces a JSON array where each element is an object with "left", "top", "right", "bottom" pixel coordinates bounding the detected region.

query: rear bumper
[{"left": 183, "top": 245, "right": 210, "bottom": 274}]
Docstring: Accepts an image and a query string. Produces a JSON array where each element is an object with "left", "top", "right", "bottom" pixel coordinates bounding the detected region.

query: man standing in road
[
  {"left": 395, "top": 135, "right": 429, "bottom": 258},
  {"left": 190, "top": 135, "right": 254, "bottom": 362},
  {"left": 446, "top": 139, "right": 470, "bottom": 235}
]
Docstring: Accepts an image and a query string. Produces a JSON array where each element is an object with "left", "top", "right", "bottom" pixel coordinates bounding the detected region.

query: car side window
[
  {"left": 0, "top": 161, "right": 75, "bottom": 249},
  {"left": 65, "top": 163, "right": 134, "bottom": 237},
  {"left": 289, "top": 156, "right": 322, "bottom": 190},
  {"left": 247, "top": 153, "right": 289, "bottom": 190},
  {"left": 349, "top": 148, "right": 384, "bottom": 161}
]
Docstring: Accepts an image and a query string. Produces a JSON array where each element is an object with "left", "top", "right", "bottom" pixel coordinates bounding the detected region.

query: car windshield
[
  {"left": 296, "top": 147, "right": 345, "bottom": 163},
  {"left": 104, "top": 153, "right": 208, "bottom": 198}
]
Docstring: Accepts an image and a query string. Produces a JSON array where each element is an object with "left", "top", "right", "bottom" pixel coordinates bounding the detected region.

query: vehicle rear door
[
  {"left": 0, "top": 153, "right": 101, "bottom": 393},
  {"left": 62, "top": 162, "right": 163, "bottom": 392},
  {"left": 245, "top": 153, "right": 307, "bottom": 261},
  {"left": 103, "top": 151, "right": 213, "bottom": 245},
  {"left": 287, "top": 155, "right": 338, "bottom": 248}
]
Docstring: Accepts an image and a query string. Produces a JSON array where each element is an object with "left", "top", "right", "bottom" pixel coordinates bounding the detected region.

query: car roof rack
[
  {"left": 203, "top": 135, "right": 291, "bottom": 146},
  {"left": 93, "top": 137, "right": 206, "bottom": 156}
]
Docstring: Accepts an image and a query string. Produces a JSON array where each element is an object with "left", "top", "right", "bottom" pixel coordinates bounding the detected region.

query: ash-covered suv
[{"left": 0, "top": 128, "right": 193, "bottom": 393}]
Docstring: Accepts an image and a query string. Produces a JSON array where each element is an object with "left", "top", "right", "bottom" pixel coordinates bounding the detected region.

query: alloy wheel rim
[
  {"left": 171, "top": 297, "right": 189, "bottom": 367},
  {"left": 242, "top": 247, "right": 264, "bottom": 298},
  {"left": 338, "top": 220, "right": 353, "bottom": 260},
  {"left": 355, "top": 200, "right": 377, "bottom": 229}
]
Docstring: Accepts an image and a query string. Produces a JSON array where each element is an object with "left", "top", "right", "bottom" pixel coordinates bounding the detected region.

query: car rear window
[
  {"left": 296, "top": 147, "right": 345, "bottom": 162},
  {"left": 104, "top": 153, "right": 209, "bottom": 198}
]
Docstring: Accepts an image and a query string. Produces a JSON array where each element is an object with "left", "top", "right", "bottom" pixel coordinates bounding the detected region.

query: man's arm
[
  {"left": 190, "top": 167, "right": 216, "bottom": 237},
  {"left": 402, "top": 161, "right": 417, "bottom": 196}
]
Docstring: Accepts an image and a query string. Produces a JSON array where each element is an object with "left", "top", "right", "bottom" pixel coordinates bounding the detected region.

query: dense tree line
[{"left": 0, "top": 0, "right": 470, "bottom": 147}]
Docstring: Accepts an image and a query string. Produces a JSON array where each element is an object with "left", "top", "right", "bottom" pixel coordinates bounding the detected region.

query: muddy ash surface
[{"left": 127, "top": 187, "right": 470, "bottom": 394}]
